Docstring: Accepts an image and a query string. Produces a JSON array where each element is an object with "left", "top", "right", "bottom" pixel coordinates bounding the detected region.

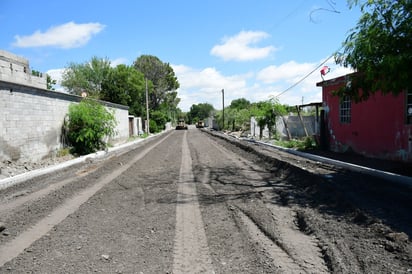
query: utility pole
[
  {"left": 145, "top": 78, "right": 150, "bottom": 134},
  {"left": 221, "top": 89, "right": 225, "bottom": 131}
]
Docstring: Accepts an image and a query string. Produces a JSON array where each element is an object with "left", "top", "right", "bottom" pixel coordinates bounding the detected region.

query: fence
[{"left": 250, "top": 115, "right": 317, "bottom": 139}]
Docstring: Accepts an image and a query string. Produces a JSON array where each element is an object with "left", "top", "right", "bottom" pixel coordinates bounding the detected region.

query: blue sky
[{"left": 0, "top": 0, "right": 360, "bottom": 111}]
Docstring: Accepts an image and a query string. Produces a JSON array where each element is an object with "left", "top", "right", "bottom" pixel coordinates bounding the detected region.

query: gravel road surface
[{"left": 0, "top": 127, "right": 411, "bottom": 273}]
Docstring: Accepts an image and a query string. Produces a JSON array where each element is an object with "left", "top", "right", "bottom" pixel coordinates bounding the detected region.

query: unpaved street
[{"left": 0, "top": 128, "right": 411, "bottom": 273}]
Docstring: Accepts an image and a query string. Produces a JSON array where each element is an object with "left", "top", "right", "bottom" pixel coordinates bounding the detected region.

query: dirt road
[{"left": 0, "top": 128, "right": 411, "bottom": 273}]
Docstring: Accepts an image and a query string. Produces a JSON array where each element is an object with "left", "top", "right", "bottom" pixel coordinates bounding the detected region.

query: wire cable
[{"left": 273, "top": 53, "right": 335, "bottom": 98}]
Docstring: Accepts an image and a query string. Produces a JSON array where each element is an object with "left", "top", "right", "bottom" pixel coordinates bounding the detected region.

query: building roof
[{"left": 316, "top": 72, "right": 357, "bottom": 88}]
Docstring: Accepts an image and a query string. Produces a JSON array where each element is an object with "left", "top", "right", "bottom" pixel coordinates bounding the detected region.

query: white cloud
[
  {"left": 173, "top": 64, "right": 255, "bottom": 111},
  {"left": 210, "top": 30, "right": 277, "bottom": 61},
  {"left": 110, "top": 58, "right": 128, "bottom": 67},
  {"left": 256, "top": 61, "right": 317, "bottom": 84},
  {"left": 45, "top": 68, "right": 66, "bottom": 92},
  {"left": 173, "top": 58, "right": 354, "bottom": 112},
  {"left": 13, "top": 21, "right": 105, "bottom": 49},
  {"left": 46, "top": 68, "right": 64, "bottom": 84},
  {"left": 174, "top": 65, "right": 248, "bottom": 90},
  {"left": 268, "top": 59, "right": 354, "bottom": 105}
]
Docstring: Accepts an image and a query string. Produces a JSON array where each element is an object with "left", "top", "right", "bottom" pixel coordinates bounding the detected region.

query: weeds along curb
[
  {"left": 201, "top": 129, "right": 324, "bottom": 184},
  {"left": 202, "top": 129, "right": 412, "bottom": 189}
]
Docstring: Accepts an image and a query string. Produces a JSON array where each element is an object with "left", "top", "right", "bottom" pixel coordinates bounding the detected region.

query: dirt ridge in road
[
  {"left": 236, "top": 208, "right": 307, "bottom": 273},
  {"left": 0, "top": 133, "right": 171, "bottom": 268},
  {"left": 206, "top": 136, "right": 329, "bottom": 273},
  {"left": 203, "top": 129, "right": 412, "bottom": 273},
  {"left": 173, "top": 131, "right": 214, "bottom": 273}
]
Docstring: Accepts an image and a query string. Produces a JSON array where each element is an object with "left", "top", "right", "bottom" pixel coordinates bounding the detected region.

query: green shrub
[
  {"left": 303, "top": 136, "right": 316, "bottom": 149},
  {"left": 149, "top": 119, "right": 159, "bottom": 133},
  {"left": 67, "top": 99, "right": 117, "bottom": 155},
  {"left": 150, "top": 110, "right": 167, "bottom": 133},
  {"left": 274, "top": 136, "right": 317, "bottom": 150}
]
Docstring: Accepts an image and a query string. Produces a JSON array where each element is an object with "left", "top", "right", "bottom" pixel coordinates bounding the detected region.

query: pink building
[{"left": 317, "top": 74, "right": 412, "bottom": 162}]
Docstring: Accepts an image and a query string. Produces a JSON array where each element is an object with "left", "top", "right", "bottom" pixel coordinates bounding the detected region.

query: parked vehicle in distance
[
  {"left": 175, "top": 119, "right": 188, "bottom": 130},
  {"left": 196, "top": 120, "right": 205, "bottom": 128}
]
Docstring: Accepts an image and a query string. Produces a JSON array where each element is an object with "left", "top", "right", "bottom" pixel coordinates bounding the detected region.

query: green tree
[
  {"left": 226, "top": 98, "right": 252, "bottom": 131},
  {"left": 46, "top": 74, "right": 56, "bottom": 90},
  {"left": 225, "top": 107, "right": 251, "bottom": 131},
  {"left": 230, "top": 98, "right": 251, "bottom": 110},
  {"left": 250, "top": 101, "right": 270, "bottom": 139},
  {"left": 133, "top": 55, "right": 180, "bottom": 110},
  {"left": 187, "top": 103, "right": 214, "bottom": 123},
  {"left": 159, "top": 90, "right": 181, "bottom": 123},
  {"left": 31, "top": 70, "right": 41, "bottom": 77},
  {"left": 250, "top": 99, "right": 286, "bottom": 139},
  {"left": 335, "top": 0, "right": 412, "bottom": 101},
  {"left": 133, "top": 55, "right": 181, "bottom": 130},
  {"left": 61, "top": 56, "right": 111, "bottom": 98},
  {"left": 101, "top": 64, "right": 146, "bottom": 116}
]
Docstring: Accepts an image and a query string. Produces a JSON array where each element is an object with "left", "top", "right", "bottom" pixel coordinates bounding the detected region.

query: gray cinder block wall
[
  {"left": 0, "top": 81, "right": 129, "bottom": 162},
  {"left": 0, "top": 50, "right": 47, "bottom": 89}
]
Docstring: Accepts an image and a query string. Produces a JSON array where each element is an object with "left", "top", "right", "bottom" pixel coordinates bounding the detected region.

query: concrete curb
[
  {"left": 252, "top": 140, "right": 412, "bottom": 188},
  {"left": 0, "top": 130, "right": 170, "bottom": 190},
  {"left": 203, "top": 129, "right": 412, "bottom": 188}
]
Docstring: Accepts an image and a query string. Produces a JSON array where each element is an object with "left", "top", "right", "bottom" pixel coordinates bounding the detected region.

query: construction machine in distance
[
  {"left": 175, "top": 118, "right": 188, "bottom": 130},
  {"left": 196, "top": 120, "right": 205, "bottom": 128}
]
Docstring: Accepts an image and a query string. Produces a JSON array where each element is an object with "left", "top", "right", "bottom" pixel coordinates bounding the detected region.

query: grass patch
[
  {"left": 56, "top": 148, "right": 71, "bottom": 157},
  {"left": 273, "top": 136, "right": 317, "bottom": 150},
  {"left": 127, "top": 133, "right": 149, "bottom": 142}
]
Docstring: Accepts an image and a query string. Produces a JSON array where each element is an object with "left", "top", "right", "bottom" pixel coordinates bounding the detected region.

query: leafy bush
[
  {"left": 149, "top": 110, "right": 167, "bottom": 133},
  {"left": 67, "top": 99, "right": 117, "bottom": 155},
  {"left": 149, "top": 119, "right": 159, "bottom": 133},
  {"left": 274, "top": 136, "right": 317, "bottom": 150},
  {"left": 303, "top": 136, "right": 316, "bottom": 149}
]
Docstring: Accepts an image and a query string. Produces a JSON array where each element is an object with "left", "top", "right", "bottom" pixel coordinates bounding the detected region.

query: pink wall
[{"left": 321, "top": 77, "right": 412, "bottom": 162}]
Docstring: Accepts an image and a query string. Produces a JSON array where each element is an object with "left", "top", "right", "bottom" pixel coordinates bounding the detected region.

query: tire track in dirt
[
  {"left": 198, "top": 164, "right": 308, "bottom": 273},
  {"left": 0, "top": 133, "right": 171, "bottom": 268},
  {"left": 173, "top": 130, "right": 214, "bottom": 274},
  {"left": 206, "top": 137, "right": 329, "bottom": 273},
  {"left": 236, "top": 209, "right": 307, "bottom": 273},
  {"left": 0, "top": 163, "right": 101, "bottom": 215}
]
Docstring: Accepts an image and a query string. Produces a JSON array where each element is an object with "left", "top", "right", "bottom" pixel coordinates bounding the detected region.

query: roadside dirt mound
[{"left": 206, "top": 130, "right": 412, "bottom": 273}]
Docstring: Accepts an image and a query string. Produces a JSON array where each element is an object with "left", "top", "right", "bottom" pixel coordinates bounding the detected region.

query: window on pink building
[{"left": 339, "top": 95, "right": 351, "bottom": 124}]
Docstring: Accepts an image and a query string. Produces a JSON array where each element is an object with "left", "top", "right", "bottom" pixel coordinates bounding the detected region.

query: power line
[{"left": 273, "top": 53, "right": 335, "bottom": 98}]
